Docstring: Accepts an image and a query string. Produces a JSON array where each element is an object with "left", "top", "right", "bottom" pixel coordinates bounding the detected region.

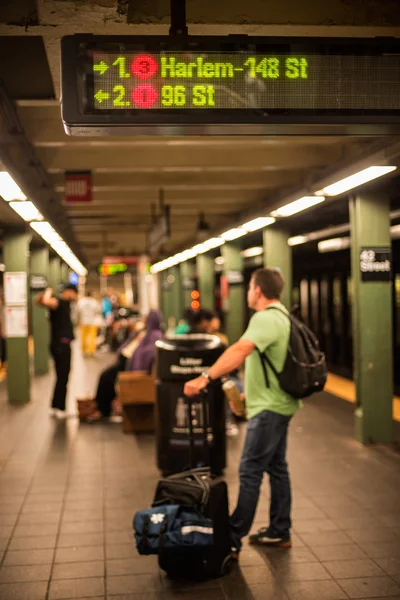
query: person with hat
[{"left": 36, "top": 283, "right": 78, "bottom": 418}]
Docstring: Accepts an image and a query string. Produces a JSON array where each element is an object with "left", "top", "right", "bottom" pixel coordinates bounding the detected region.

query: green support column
[
  {"left": 180, "top": 261, "right": 195, "bottom": 308},
  {"left": 61, "top": 262, "right": 69, "bottom": 284},
  {"left": 49, "top": 256, "right": 61, "bottom": 292},
  {"left": 161, "top": 270, "right": 174, "bottom": 330},
  {"left": 30, "top": 248, "right": 50, "bottom": 375},
  {"left": 350, "top": 192, "right": 393, "bottom": 444},
  {"left": 222, "top": 243, "right": 245, "bottom": 344},
  {"left": 263, "top": 228, "right": 293, "bottom": 310},
  {"left": 4, "top": 232, "right": 30, "bottom": 405},
  {"left": 169, "top": 265, "right": 183, "bottom": 323},
  {"left": 197, "top": 254, "right": 215, "bottom": 310}
]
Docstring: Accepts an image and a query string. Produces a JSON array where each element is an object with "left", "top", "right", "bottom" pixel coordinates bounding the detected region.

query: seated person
[
  {"left": 88, "top": 310, "right": 162, "bottom": 421},
  {"left": 175, "top": 308, "right": 195, "bottom": 334},
  {"left": 188, "top": 308, "right": 215, "bottom": 334}
]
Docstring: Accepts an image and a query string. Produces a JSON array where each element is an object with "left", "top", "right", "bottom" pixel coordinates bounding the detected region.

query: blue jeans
[{"left": 230, "top": 410, "right": 292, "bottom": 551}]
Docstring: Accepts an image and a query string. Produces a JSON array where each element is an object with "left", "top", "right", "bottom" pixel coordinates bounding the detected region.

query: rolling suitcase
[{"left": 153, "top": 392, "right": 232, "bottom": 580}]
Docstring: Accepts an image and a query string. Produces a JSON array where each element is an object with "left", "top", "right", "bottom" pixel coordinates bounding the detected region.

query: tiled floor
[{"left": 0, "top": 343, "right": 400, "bottom": 600}]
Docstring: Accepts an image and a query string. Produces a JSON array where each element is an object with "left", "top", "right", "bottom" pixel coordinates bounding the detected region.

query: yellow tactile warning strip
[{"left": 325, "top": 372, "right": 400, "bottom": 423}]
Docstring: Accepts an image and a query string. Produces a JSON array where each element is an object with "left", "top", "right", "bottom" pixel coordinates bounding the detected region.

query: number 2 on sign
[{"left": 113, "top": 85, "right": 127, "bottom": 106}]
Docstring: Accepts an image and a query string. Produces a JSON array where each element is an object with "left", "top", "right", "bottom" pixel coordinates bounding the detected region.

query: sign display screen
[
  {"left": 61, "top": 35, "right": 400, "bottom": 135},
  {"left": 91, "top": 51, "right": 399, "bottom": 112}
]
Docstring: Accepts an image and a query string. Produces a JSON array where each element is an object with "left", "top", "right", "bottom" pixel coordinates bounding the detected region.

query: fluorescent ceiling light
[
  {"left": 0, "top": 172, "right": 27, "bottom": 201},
  {"left": 241, "top": 246, "right": 264, "bottom": 258},
  {"left": 30, "top": 221, "right": 62, "bottom": 245},
  {"left": 9, "top": 201, "right": 43, "bottom": 222},
  {"left": 271, "top": 196, "right": 325, "bottom": 218},
  {"left": 30, "top": 221, "right": 87, "bottom": 276},
  {"left": 316, "top": 166, "right": 397, "bottom": 197},
  {"left": 180, "top": 248, "right": 197, "bottom": 261},
  {"left": 288, "top": 235, "right": 308, "bottom": 247},
  {"left": 203, "top": 237, "right": 225, "bottom": 250},
  {"left": 242, "top": 217, "right": 276, "bottom": 231},
  {"left": 221, "top": 228, "right": 246, "bottom": 241},
  {"left": 318, "top": 237, "right": 351, "bottom": 253}
]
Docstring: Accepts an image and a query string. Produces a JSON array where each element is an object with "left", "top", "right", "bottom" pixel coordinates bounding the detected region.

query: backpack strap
[{"left": 256, "top": 304, "right": 290, "bottom": 388}]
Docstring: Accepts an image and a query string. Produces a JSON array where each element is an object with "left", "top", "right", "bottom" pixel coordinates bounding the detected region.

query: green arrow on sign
[
  {"left": 93, "top": 61, "right": 109, "bottom": 75},
  {"left": 94, "top": 90, "right": 110, "bottom": 103}
]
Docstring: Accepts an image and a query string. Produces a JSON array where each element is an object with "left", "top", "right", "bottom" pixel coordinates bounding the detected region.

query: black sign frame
[
  {"left": 61, "top": 34, "right": 400, "bottom": 136},
  {"left": 359, "top": 247, "right": 392, "bottom": 282}
]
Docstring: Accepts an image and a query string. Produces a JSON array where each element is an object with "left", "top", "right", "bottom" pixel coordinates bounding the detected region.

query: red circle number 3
[
  {"left": 131, "top": 55, "right": 158, "bottom": 80},
  {"left": 132, "top": 84, "right": 158, "bottom": 108}
]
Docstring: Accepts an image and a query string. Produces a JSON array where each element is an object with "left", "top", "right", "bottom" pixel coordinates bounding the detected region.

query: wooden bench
[{"left": 117, "top": 371, "right": 156, "bottom": 434}]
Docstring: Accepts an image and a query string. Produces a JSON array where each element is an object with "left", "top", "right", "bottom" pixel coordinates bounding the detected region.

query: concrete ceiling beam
[{"left": 36, "top": 145, "right": 342, "bottom": 170}]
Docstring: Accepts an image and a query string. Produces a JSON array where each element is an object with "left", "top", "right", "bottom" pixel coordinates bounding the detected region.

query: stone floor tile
[
  {"left": 60, "top": 521, "right": 103, "bottom": 535},
  {"left": 284, "top": 579, "right": 347, "bottom": 600},
  {"left": 165, "top": 588, "right": 226, "bottom": 600},
  {"left": 0, "top": 581, "right": 48, "bottom": 600},
  {"left": 0, "top": 515, "right": 18, "bottom": 527},
  {"left": 221, "top": 581, "right": 289, "bottom": 600},
  {"left": 323, "top": 559, "right": 385, "bottom": 579},
  {"left": 55, "top": 546, "right": 104, "bottom": 563},
  {"left": 62, "top": 510, "right": 103, "bottom": 523},
  {"left": 293, "top": 520, "right": 339, "bottom": 534},
  {"left": 13, "top": 523, "right": 58, "bottom": 538},
  {"left": 360, "top": 543, "right": 400, "bottom": 560},
  {"left": 106, "top": 595, "right": 164, "bottom": 600},
  {"left": 18, "top": 512, "right": 61, "bottom": 525},
  {"left": 52, "top": 559, "right": 105, "bottom": 580},
  {"left": 57, "top": 533, "right": 103, "bottom": 548},
  {"left": 311, "top": 544, "right": 369, "bottom": 562},
  {"left": 338, "top": 577, "right": 400, "bottom": 598},
  {"left": 299, "top": 531, "right": 353, "bottom": 547},
  {"left": 106, "top": 543, "right": 137, "bottom": 560},
  {"left": 49, "top": 576, "right": 105, "bottom": 599},
  {"left": 107, "top": 574, "right": 164, "bottom": 595},
  {"left": 375, "top": 558, "right": 400, "bottom": 576},
  {"left": 22, "top": 503, "right": 63, "bottom": 514},
  {"left": 0, "top": 564, "right": 51, "bottom": 583},
  {"left": 106, "top": 557, "right": 159, "bottom": 576},
  {"left": 3, "top": 548, "right": 54, "bottom": 566},
  {"left": 8, "top": 535, "right": 57, "bottom": 551},
  {"left": 347, "top": 529, "right": 400, "bottom": 544}
]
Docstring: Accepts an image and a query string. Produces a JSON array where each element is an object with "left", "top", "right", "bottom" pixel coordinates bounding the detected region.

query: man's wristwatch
[{"left": 201, "top": 370, "right": 212, "bottom": 383}]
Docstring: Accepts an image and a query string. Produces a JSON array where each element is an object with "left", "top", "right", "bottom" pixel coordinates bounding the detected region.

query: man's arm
[
  {"left": 35, "top": 288, "right": 59, "bottom": 310},
  {"left": 183, "top": 338, "right": 255, "bottom": 397}
]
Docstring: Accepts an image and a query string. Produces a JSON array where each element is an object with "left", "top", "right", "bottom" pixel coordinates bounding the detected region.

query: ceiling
[{"left": 1, "top": 1, "right": 400, "bottom": 269}]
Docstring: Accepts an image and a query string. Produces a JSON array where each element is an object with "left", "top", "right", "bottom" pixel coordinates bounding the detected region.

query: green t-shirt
[{"left": 241, "top": 303, "right": 300, "bottom": 420}]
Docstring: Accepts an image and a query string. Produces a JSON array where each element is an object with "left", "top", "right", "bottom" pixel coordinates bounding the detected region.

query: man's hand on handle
[{"left": 183, "top": 375, "right": 208, "bottom": 397}]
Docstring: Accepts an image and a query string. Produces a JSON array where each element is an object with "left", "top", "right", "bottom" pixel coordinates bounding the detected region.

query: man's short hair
[
  {"left": 191, "top": 308, "right": 214, "bottom": 326},
  {"left": 252, "top": 268, "right": 284, "bottom": 300},
  {"left": 62, "top": 283, "right": 78, "bottom": 294}
]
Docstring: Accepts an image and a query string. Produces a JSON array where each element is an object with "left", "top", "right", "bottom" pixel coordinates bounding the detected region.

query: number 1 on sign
[{"left": 113, "top": 57, "right": 130, "bottom": 78}]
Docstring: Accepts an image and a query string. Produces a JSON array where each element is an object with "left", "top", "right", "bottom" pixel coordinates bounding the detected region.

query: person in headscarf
[{"left": 88, "top": 310, "right": 163, "bottom": 421}]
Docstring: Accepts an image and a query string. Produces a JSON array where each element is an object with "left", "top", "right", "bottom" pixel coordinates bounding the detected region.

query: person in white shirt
[{"left": 76, "top": 291, "right": 101, "bottom": 357}]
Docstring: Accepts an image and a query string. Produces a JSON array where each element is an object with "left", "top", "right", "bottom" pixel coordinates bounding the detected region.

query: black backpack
[{"left": 257, "top": 306, "right": 327, "bottom": 399}]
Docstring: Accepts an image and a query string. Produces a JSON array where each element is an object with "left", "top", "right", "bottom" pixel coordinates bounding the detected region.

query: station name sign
[
  {"left": 61, "top": 35, "right": 400, "bottom": 135},
  {"left": 359, "top": 248, "right": 392, "bottom": 282}
]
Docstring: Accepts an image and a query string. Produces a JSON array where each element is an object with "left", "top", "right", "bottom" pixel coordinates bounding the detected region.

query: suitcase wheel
[{"left": 220, "top": 554, "right": 233, "bottom": 576}]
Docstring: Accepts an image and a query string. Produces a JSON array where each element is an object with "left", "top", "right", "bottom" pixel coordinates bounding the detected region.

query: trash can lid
[{"left": 156, "top": 334, "right": 223, "bottom": 352}]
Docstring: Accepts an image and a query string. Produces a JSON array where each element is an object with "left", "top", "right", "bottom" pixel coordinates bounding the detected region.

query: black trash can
[{"left": 155, "top": 334, "right": 226, "bottom": 476}]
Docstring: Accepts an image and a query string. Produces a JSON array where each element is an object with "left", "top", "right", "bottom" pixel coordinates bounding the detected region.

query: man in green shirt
[{"left": 184, "top": 267, "right": 300, "bottom": 557}]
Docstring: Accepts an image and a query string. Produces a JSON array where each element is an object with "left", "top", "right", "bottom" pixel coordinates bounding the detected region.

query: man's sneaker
[{"left": 249, "top": 527, "right": 292, "bottom": 548}]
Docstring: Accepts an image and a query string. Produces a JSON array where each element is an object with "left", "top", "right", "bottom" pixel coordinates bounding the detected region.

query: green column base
[
  {"left": 354, "top": 406, "right": 393, "bottom": 445},
  {"left": 6, "top": 339, "right": 30, "bottom": 405}
]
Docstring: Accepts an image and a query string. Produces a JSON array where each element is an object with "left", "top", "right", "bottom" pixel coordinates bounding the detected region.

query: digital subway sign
[
  {"left": 92, "top": 53, "right": 311, "bottom": 110},
  {"left": 61, "top": 36, "right": 400, "bottom": 135}
]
